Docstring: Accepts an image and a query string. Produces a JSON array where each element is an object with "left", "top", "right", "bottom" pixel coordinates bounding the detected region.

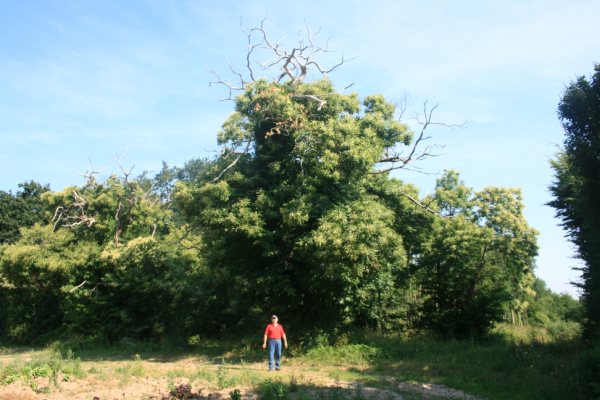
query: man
[{"left": 262, "top": 315, "right": 288, "bottom": 371}]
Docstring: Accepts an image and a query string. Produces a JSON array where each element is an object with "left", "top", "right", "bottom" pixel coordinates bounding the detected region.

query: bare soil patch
[{"left": 0, "top": 353, "right": 482, "bottom": 399}]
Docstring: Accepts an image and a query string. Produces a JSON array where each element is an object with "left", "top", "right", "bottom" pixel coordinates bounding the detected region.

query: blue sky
[{"left": 2, "top": 0, "right": 599, "bottom": 297}]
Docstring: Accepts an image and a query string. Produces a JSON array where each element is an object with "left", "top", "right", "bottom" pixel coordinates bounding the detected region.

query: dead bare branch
[
  {"left": 246, "top": 37, "right": 259, "bottom": 82},
  {"left": 371, "top": 101, "right": 461, "bottom": 175},
  {"left": 291, "top": 94, "right": 327, "bottom": 110},
  {"left": 208, "top": 21, "right": 355, "bottom": 181},
  {"left": 52, "top": 191, "right": 96, "bottom": 231},
  {"left": 115, "top": 152, "right": 135, "bottom": 184},
  {"left": 115, "top": 201, "right": 123, "bottom": 221},
  {"left": 208, "top": 68, "right": 245, "bottom": 102},
  {"left": 395, "top": 94, "right": 410, "bottom": 121},
  {"left": 212, "top": 140, "right": 252, "bottom": 182},
  {"left": 70, "top": 280, "right": 88, "bottom": 293},
  {"left": 401, "top": 193, "right": 437, "bottom": 214},
  {"left": 211, "top": 19, "right": 352, "bottom": 100},
  {"left": 80, "top": 159, "right": 103, "bottom": 188}
]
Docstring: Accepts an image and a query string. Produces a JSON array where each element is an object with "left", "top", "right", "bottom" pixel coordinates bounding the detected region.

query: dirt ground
[
  {"left": 0, "top": 379, "right": 482, "bottom": 400},
  {"left": 0, "top": 354, "right": 482, "bottom": 400}
]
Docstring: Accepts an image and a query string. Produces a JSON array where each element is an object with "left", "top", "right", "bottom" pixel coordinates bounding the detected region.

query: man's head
[{"left": 271, "top": 315, "right": 278, "bottom": 323}]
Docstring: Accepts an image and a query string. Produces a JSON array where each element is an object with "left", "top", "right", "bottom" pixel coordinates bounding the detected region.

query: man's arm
[
  {"left": 283, "top": 333, "right": 288, "bottom": 349},
  {"left": 262, "top": 334, "right": 268, "bottom": 349}
]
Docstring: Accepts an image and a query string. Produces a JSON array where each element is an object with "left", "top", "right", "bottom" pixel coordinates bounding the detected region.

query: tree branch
[
  {"left": 115, "top": 152, "right": 135, "bottom": 184},
  {"left": 401, "top": 193, "right": 437, "bottom": 214},
  {"left": 371, "top": 101, "right": 462, "bottom": 174},
  {"left": 212, "top": 140, "right": 252, "bottom": 182},
  {"left": 52, "top": 191, "right": 96, "bottom": 231},
  {"left": 210, "top": 19, "right": 352, "bottom": 99},
  {"left": 291, "top": 94, "right": 327, "bottom": 110},
  {"left": 70, "top": 280, "right": 88, "bottom": 293}
]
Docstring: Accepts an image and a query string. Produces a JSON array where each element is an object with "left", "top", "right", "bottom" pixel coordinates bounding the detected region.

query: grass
[
  {"left": 286, "top": 325, "right": 585, "bottom": 399},
  {"left": 115, "top": 355, "right": 145, "bottom": 387},
  {"left": 372, "top": 336, "right": 582, "bottom": 399},
  {"left": 0, "top": 324, "right": 589, "bottom": 399},
  {"left": 293, "top": 326, "right": 585, "bottom": 399}
]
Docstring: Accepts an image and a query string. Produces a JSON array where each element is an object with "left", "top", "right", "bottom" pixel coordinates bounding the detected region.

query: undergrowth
[{"left": 0, "top": 348, "right": 84, "bottom": 392}]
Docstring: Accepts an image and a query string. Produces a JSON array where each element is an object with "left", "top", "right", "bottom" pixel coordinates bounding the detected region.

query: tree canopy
[
  {"left": 0, "top": 28, "right": 549, "bottom": 343},
  {"left": 549, "top": 64, "right": 600, "bottom": 342},
  {"left": 0, "top": 181, "right": 49, "bottom": 244}
]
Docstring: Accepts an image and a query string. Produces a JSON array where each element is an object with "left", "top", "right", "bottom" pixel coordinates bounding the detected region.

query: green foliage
[
  {"left": 414, "top": 171, "right": 538, "bottom": 339},
  {"left": 77, "top": 235, "right": 200, "bottom": 340},
  {"left": 258, "top": 379, "right": 289, "bottom": 400},
  {"left": 0, "top": 350, "right": 84, "bottom": 390},
  {"left": 0, "top": 37, "right": 545, "bottom": 345},
  {"left": 528, "top": 278, "right": 583, "bottom": 326},
  {"left": 0, "top": 225, "right": 92, "bottom": 342},
  {"left": 230, "top": 388, "right": 242, "bottom": 400},
  {"left": 298, "top": 198, "right": 406, "bottom": 328},
  {"left": 171, "top": 72, "right": 539, "bottom": 342},
  {"left": 175, "top": 78, "right": 415, "bottom": 335},
  {"left": 576, "top": 344, "right": 600, "bottom": 399},
  {"left": 494, "top": 322, "right": 581, "bottom": 345},
  {"left": 334, "top": 331, "right": 585, "bottom": 400},
  {"left": 0, "top": 181, "right": 50, "bottom": 244},
  {"left": 303, "top": 344, "right": 380, "bottom": 366},
  {"left": 0, "top": 170, "right": 204, "bottom": 343},
  {"left": 549, "top": 64, "right": 600, "bottom": 342},
  {"left": 43, "top": 174, "right": 173, "bottom": 245}
]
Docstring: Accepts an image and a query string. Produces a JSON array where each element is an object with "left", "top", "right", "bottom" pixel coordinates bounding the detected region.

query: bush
[
  {"left": 493, "top": 322, "right": 582, "bottom": 345},
  {"left": 258, "top": 379, "right": 289, "bottom": 400},
  {"left": 546, "top": 320, "right": 581, "bottom": 342}
]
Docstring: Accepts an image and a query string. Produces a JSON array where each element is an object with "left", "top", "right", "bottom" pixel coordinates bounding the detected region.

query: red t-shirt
[{"left": 264, "top": 323, "right": 285, "bottom": 339}]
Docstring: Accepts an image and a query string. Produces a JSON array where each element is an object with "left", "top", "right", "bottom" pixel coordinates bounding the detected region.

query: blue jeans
[{"left": 268, "top": 339, "right": 282, "bottom": 370}]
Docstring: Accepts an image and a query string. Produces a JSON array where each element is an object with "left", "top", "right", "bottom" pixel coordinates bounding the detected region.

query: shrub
[{"left": 258, "top": 379, "right": 289, "bottom": 400}]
